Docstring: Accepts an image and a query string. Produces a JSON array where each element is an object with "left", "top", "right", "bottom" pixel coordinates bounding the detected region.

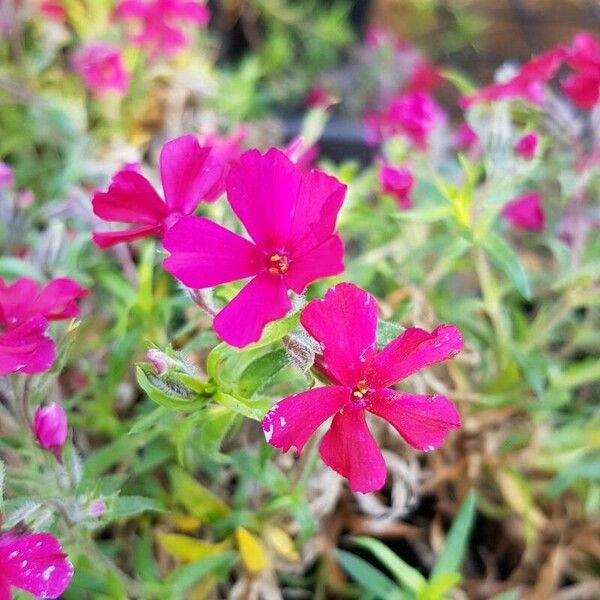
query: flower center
[
  {"left": 351, "top": 380, "right": 369, "bottom": 400},
  {"left": 267, "top": 253, "right": 289, "bottom": 275}
]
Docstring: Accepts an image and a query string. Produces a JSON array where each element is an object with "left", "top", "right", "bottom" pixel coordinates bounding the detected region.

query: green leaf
[
  {"left": 547, "top": 458, "right": 600, "bottom": 498},
  {"left": 481, "top": 233, "right": 531, "bottom": 299},
  {"left": 238, "top": 348, "right": 289, "bottom": 397},
  {"left": 0, "top": 257, "right": 44, "bottom": 280},
  {"left": 128, "top": 407, "right": 170, "bottom": 435},
  {"left": 550, "top": 359, "right": 600, "bottom": 389},
  {"left": 377, "top": 319, "right": 405, "bottom": 349},
  {"left": 336, "top": 550, "right": 400, "bottom": 600},
  {"left": 112, "top": 496, "right": 163, "bottom": 520},
  {"left": 419, "top": 572, "right": 462, "bottom": 600},
  {"left": 489, "top": 590, "right": 520, "bottom": 600},
  {"left": 431, "top": 491, "right": 477, "bottom": 578},
  {"left": 169, "top": 468, "right": 230, "bottom": 522},
  {"left": 352, "top": 536, "right": 426, "bottom": 592}
]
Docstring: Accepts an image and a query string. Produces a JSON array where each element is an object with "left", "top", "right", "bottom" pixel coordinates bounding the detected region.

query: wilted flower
[
  {"left": 262, "top": 283, "right": 462, "bottom": 493},
  {"left": 115, "top": 0, "right": 210, "bottom": 59},
  {"left": 515, "top": 132, "right": 539, "bottom": 158},
  {"left": 163, "top": 148, "right": 346, "bottom": 348},
  {"left": 562, "top": 32, "right": 600, "bottom": 109},
  {"left": 502, "top": 191, "right": 545, "bottom": 231},
  {"left": 34, "top": 403, "right": 68, "bottom": 460},
  {"left": 378, "top": 161, "right": 414, "bottom": 209},
  {"left": 92, "top": 135, "right": 223, "bottom": 248},
  {"left": 72, "top": 42, "right": 130, "bottom": 96},
  {"left": 0, "top": 518, "right": 73, "bottom": 599}
]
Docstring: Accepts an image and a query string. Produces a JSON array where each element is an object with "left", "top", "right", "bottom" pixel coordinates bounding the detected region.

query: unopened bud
[
  {"left": 88, "top": 500, "right": 106, "bottom": 518},
  {"left": 33, "top": 403, "right": 68, "bottom": 461},
  {"left": 147, "top": 349, "right": 169, "bottom": 375}
]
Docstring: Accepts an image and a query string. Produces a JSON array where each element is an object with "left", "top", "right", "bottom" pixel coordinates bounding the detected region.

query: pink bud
[
  {"left": 147, "top": 349, "right": 169, "bottom": 375},
  {"left": 33, "top": 403, "right": 68, "bottom": 460},
  {"left": 379, "top": 162, "right": 415, "bottom": 210},
  {"left": 515, "top": 132, "right": 539, "bottom": 159},
  {"left": 88, "top": 500, "right": 106, "bottom": 518},
  {"left": 0, "top": 162, "right": 14, "bottom": 189}
]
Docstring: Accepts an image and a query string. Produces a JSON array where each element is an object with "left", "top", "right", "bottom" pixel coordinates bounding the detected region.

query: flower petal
[
  {"left": 0, "top": 316, "right": 56, "bottom": 375},
  {"left": 286, "top": 169, "right": 346, "bottom": 255},
  {"left": 213, "top": 272, "right": 291, "bottom": 348},
  {"left": 368, "top": 390, "right": 460, "bottom": 451},
  {"left": 160, "top": 135, "right": 223, "bottom": 213},
  {"left": 33, "top": 278, "right": 88, "bottom": 321},
  {"left": 0, "top": 532, "right": 73, "bottom": 599},
  {"left": 0, "top": 579, "right": 10, "bottom": 600},
  {"left": 300, "top": 283, "right": 378, "bottom": 387},
  {"left": 262, "top": 386, "right": 348, "bottom": 454},
  {"left": 0, "top": 278, "right": 38, "bottom": 326},
  {"left": 319, "top": 406, "right": 387, "bottom": 493},
  {"left": 226, "top": 148, "right": 301, "bottom": 250},
  {"left": 283, "top": 234, "right": 344, "bottom": 294},
  {"left": 92, "top": 170, "right": 167, "bottom": 225},
  {"left": 92, "top": 224, "right": 164, "bottom": 248},
  {"left": 368, "top": 324, "right": 462, "bottom": 388},
  {"left": 162, "top": 215, "right": 261, "bottom": 289}
]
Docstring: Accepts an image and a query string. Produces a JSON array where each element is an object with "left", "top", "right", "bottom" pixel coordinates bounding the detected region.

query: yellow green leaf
[
  {"left": 170, "top": 468, "right": 230, "bottom": 523},
  {"left": 235, "top": 527, "right": 270, "bottom": 573},
  {"left": 263, "top": 525, "right": 300, "bottom": 562},
  {"left": 157, "top": 532, "right": 231, "bottom": 563}
]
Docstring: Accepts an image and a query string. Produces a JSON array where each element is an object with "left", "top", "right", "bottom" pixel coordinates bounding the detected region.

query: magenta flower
[
  {"left": 34, "top": 403, "right": 68, "bottom": 460},
  {"left": 562, "top": 32, "right": 600, "bottom": 109},
  {"left": 163, "top": 148, "right": 346, "bottom": 348},
  {"left": 262, "top": 283, "right": 462, "bottom": 493},
  {"left": 40, "top": 0, "right": 68, "bottom": 22},
  {"left": 461, "top": 46, "right": 565, "bottom": 108},
  {"left": 115, "top": 0, "right": 210, "bottom": 58},
  {"left": 0, "top": 316, "right": 55, "bottom": 376},
  {"left": 405, "top": 59, "right": 444, "bottom": 94},
  {"left": 92, "top": 135, "right": 223, "bottom": 248},
  {"left": 382, "top": 92, "right": 445, "bottom": 149},
  {"left": 305, "top": 85, "right": 336, "bottom": 110},
  {"left": 515, "top": 132, "right": 539, "bottom": 159},
  {"left": 453, "top": 122, "right": 478, "bottom": 150},
  {"left": 0, "top": 520, "right": 73, "bottom": 599},
  {"left": 0, "top": 277, "right": 87, "bottom": 328},
  {"left": 502, "top": 191, "right": 545, "bottom": 231},
  {"left": 72, "top": 42, "right": 130, "bottom": 96},
  {"left": 378, "top": 162, "right": 414, "bottom": 209},
  {"left": 0, "top": 162, "right": 14, "bottom": 189}
]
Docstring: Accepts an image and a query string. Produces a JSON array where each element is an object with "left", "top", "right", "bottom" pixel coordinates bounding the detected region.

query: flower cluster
[{"left": 0, "top": 277, "right": 87, "bottom": 375}]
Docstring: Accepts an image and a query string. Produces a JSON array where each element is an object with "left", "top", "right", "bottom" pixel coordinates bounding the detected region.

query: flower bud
[
  {"left": 88, "top": 500, "right": 106, "bottom": 518},
  {"left": 147, "top": 349, "right": 169, "bottom": 375},
  {"left": 33, "top": 403, "right": 68, "bottom": 460}
]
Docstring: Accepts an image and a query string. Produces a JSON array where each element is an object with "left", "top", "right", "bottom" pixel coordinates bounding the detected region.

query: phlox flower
[
  {"left": 262, "top": 283, "right": 462, "bottom": 493},
  {"left": 404, "top": 59, "right": 444, "bottom": 94},
  {"left": 461, "top": 46, "right": 565, "bottom": 108},
  {"left": 562, "top": 32, "right": 600, "bottom": 109},
  {"left": 378, "top": 161, "right": 414, "bottom": 209},
  {"left": 92, "top": 135, "right": 223, "bottom": 248},
  {"left": 502, "top": 191, "right": 545, "bottom": 231},
  {"left": 34, "top": 403, "right": 68, "bottom": 460},
  {"left": 71, "top": 42, "right": 130, "bottom": 96},
  {"left": 515, "top": 132, "right": 539, "bottom": 159},
  {"left": 163, "top": 148, "right": 346, "bottom": 348},
  {"left": 0, "top": 276, "right": 87, "bottom": 376},
  {"left": 115, "top": 0, "right": 210, "bottom": 58},
  {"left": 453, "top": 122, "right": 478, "bottom": 150},
  {"left": 0, "top": 519, "right": 73, "bottom": 599}
]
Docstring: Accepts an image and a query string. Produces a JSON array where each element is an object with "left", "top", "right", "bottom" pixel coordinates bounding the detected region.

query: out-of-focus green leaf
[
  {"left": 336, "top": 549, "right": 400, "bottom": 600},
  {"left": 169, "top": 468, "right": 230, "bottom": 522},
  {"left": 111, "top": 496, "right": 163, "bottom": 520}
]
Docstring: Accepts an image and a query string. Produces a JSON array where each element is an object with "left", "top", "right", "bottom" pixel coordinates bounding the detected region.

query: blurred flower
[
  {"left": 404, "top": 59, "right": 444, "bottom": 94},
  {"left": 163, "top": 148, "right": 346, "bottom": 348},
  {"left": 453, "top": 122, "right": 478, "bottom": 150},
  {"left": 115, "top": 0, "right": 210, "bottom": 59},
  {"left": 262, "top": 283, "right": 462, "bottom": 494},
  {"left": 378, "top": 161, "right": 414, "bottom": 209},
  {"left": 502, "top": 191, "right": 545, "bottom": 231},
  {"left": 88, "top": 500, "right": 107, "bottom": 518},
  {"left": 461, "top": 46, "right": 565, "bottom": 107},
  {"left": 16, "top": 190, "right": 34, "bottom": 209},
  {"left": 34, "top": 403, "right": 68, "bottom": 460},
  {"left": 92, "top": 135, "right": 223, "bottom": 248},
  {"left": 72, "top": 42, "right": 130, "bottom": 96},
  {"left": 561, "top": 32, "right": 600, "bottom": 109},
  {"left": 0, "top": 277, "right": 87, "bottom": 327},
  {"left": 305, "top": 85, "right": 336, "bottom": 110},
  {"left": 0, "top": 162, "right": 14, "bottom": 189},
  {"left": 0, "top": 519, "right": 73, "bottom": 599},
  {"left": 515, "top": 132, "right": 539, "bottom": 158},
  {"left": 283, "top": 136, "right": 319, "bottom": 171},
  {"left": 39, "top": 0, "right": 67, "bottom": 21},
  {"left": 0, "top": 316, "right": 55, "bottom": 376}
]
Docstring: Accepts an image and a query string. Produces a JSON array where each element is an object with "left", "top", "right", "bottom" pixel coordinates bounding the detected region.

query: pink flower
[
  {"left": 0, "top": 162, "right": 14, "bottom": 189},
  {"left": 115, "top": 0, "right": 210, "bottom": 58},
  {"left": 405, "top": 60, "right": 444, "bottom": 94},
  {"left": 40, "top": 0, "right": 68, "bottom": 21},
  {"left": 305, "top": 85, "right": 336, "bottom": 109},
  {"left": 0, "top": 277, "right": 87, "bottom": 327},
  {"left": 92, "top": 135, "right": 223, "bottom": 248},
  {"left": 515, "top": 132, "right": 539, "bottom": 158},
  {"left": 381, "top": 92, "right": 445, "bottom": 149},
  {"left": 561, "top": 32, "right": 600, "bottom": 109},
  {"left": 262, "top": 283, "right": 462, "bottom": 493},
  {"left": 453, "top": 122, "right": 478, "bottom": 150},
  {"left": 462, "top": 47, "right": 565, "bottom": 107},
  {"left": 163, "top": 148, "right": 346, "bottom": 348},
  {"left": 502, "top": 191, "right": 545, "bottom": 231},
  {"left": 0, "top": 521, "right": 73, "bottom": 599},
  {"left": 34, "top": 403, "right": 68, "bottom": 460},
  {"left": 0, "top": 316, "right": 55, "bottom": 376},
  {"left": 88, "top": 500, "right": 107, "bottom": 518},
  {"left": 378, "top": 162, "right": 414, "bottom": 209},
  {"left": 72, "top": 42, "right": 130, "bottom": 96}
]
